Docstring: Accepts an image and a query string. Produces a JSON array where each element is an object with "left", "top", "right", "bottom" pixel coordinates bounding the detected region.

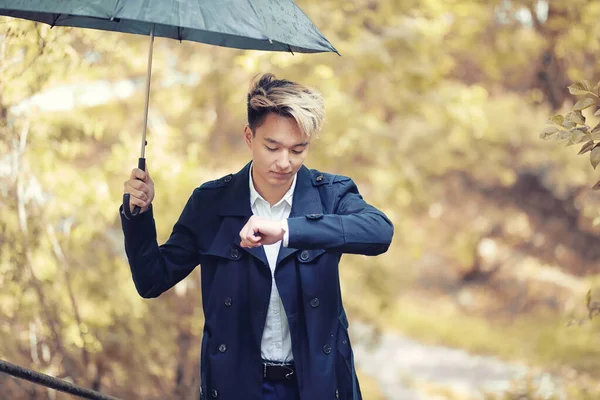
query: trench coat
[{"left": 119, "top": 162, "right": 394, "bottom": 400}]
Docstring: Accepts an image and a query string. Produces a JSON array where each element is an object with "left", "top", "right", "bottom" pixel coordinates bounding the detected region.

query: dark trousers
[{"left": 262, "top": 378, "right": 301, "bottom": 400}]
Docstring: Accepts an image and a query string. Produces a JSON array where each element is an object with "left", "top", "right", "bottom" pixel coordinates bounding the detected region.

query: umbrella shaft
[{"left": 140, "top": 25, "right": 155, "bottom": 160}]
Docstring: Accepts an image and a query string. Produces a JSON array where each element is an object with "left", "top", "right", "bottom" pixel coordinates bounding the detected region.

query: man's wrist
[
  {"left": 120, "top": 203, "right": 152, "bottom": 220},
  {"left": 281, "top": 219, "right": 289, "bottom": 247}
]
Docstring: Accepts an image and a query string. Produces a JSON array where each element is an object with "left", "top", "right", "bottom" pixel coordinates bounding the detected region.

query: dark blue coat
[{"left": 120, "top": 162, "right": 394, "bottom": 400}]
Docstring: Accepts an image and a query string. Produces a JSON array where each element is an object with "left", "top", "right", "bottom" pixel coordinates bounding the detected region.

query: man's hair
[{"left": 247, "top": 73, "right": 324, "bottom": 137}]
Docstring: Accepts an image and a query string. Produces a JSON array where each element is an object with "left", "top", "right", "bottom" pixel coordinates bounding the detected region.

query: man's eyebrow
[{"left": 264, "top": 138, "right": 309, "bottom": 147}]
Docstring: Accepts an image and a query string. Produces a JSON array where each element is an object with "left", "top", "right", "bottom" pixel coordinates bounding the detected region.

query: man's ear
[{"left": 244, "top": 126, "right": 253, "bottom": 148}]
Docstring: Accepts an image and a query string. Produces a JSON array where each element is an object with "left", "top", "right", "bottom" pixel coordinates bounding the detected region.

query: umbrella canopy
[
  {"left": 0, "top": 0, "right": 337, "bottom": 218},
  {"left": 0, "top": 0, "right": 338, "bottom": 54}
]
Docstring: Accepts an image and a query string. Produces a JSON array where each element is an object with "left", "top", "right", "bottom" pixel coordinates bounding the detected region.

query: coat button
[
  {"left": 224, "top": 297, "right": 232, "bottom": 307},
  {"left": 335, "top": 389, "right": 339, "bottom": 399},
  {"left": 230, "top": 248, "right": 240, "bottom": 259},
  {"left": 316, "top": 175, "right": 323, "bottom": 182},
  {"left": 218, "top": 344, "right": 227, "bottom": 353},
  {"left": 300, "top": 250, "right": 309, "bottom": 261},
  {"left": 323, "top": 344, "right": 331, "bottom": 354},
  {"left": 310, "top": 297, "right": 320, "bottom": 308},
  {"left": 306, "top": 213, "right": 323, "bottom": 220},
  {"left": 211, "top": 389, "right": 218, "bottom": 398},
  {"left": 223, "top": 175, "right": 232, "bottom": 183}
]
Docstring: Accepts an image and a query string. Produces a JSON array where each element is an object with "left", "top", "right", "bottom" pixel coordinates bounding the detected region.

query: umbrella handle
[{"left": 122, "top": 158, "right": 146, "bottom": 219}]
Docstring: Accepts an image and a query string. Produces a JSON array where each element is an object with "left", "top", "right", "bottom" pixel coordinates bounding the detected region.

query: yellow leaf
[
  {"left": 569, "top": 81, "right": 592, "bottom": 95},
  {"left": 573, "top": 98, "right": 596, "bottom": 111},
  {"left": 578, "top": 140, "right": 595, "bottom": 155},
  {"left": 586, "top": 289, "right": 592, "bottom": 308},
  {"left": 539, "top": 125, "right": 559, "bottom": 139},
  {"left": 591, "top": 145, "right": 600, "bottom": 169}
]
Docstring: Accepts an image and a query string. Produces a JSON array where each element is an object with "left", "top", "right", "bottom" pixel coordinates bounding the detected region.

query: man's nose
[{"left": 276, "top": 151, "right": 291, "bottom": 170}]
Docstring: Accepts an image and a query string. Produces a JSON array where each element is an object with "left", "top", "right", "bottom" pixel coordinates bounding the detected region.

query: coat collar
[
  {"left": 220, "top": 162, "right": 322, "bottom": 219},
  {"left": 249, "top": 163, "right": 297, "bottom": 209},
  {"left": 219, "top": 162, "right": 253, "bottom": 217},
  {"left": 219, "top": 161, "right": 323, "bottom": 266}
]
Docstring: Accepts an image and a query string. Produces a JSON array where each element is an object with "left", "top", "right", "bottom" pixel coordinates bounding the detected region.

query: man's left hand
[{"left": 239, "top": 216, "right": 285, "bottom": 248}]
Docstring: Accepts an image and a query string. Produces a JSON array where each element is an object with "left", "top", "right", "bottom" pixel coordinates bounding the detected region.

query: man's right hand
[{"left": 124, "top": 167, "right": 155, "bottom": 214}]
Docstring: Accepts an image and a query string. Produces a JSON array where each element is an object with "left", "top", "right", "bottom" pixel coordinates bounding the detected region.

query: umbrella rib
[
  {"left": 50, "top": 14, "right": 61, "bottom": 28},
  {"left": 244, "top": 0, "right": 272, "bottom": 47},
  {"left": 110, "top": 0, "right": 123, "bottom": 21}
]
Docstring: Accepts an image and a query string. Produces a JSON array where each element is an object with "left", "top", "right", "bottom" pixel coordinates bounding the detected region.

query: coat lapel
[
  {"left": 276, "top": 165, "right": 323, "bottom": 266},
  {"left": 219, "top": 162, "right": 269, "bottom": 267}
]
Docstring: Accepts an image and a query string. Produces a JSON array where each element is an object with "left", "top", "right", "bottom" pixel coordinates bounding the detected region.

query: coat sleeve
[
  {"left": 286, "top": 178, "right": 394, "bottom": 255},
  {"left": 120, "top": 189, "right": 202, "bottom": 298}
]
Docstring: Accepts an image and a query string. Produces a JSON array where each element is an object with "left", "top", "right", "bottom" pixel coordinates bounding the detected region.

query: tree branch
[
  {"left": 46, "top": 222, "right": 90, "bottom": 370},
  {"left": 13, "top": 116, "right": 82, "bottom": 382}
]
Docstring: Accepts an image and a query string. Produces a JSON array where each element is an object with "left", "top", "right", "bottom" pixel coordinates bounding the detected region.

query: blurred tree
[
  {"left": 4, "top": 0, "right": 600, "bottom": 398},
  {"left": 0, "top": 19, "right": 207, "bottom": 399}
]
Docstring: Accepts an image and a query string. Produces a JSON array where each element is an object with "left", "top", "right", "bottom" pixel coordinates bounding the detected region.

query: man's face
[{"left": 245, "top": 112, "right": 310, "bottom": 191}]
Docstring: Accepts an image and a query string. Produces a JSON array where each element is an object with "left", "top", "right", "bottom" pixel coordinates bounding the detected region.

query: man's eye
[
  {"left": 265, "top": 146, "right": 277, "bottom": 152},
  {"left": 292, "top": 150, "right": 304, "bottom": 155}
]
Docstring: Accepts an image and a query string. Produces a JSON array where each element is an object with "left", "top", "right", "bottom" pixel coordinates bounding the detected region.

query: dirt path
[{"left": 350, "top": 322, "right": 564, "bottom": 400}]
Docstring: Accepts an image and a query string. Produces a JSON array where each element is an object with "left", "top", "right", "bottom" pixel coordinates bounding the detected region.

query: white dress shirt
[{"left": 249, "top": 166, "right": 296, "bottom": 363}]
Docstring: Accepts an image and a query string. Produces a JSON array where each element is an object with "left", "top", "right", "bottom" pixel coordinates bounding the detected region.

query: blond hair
[{"left": 247, "top": 73, "right": 324, "bottom": 137}]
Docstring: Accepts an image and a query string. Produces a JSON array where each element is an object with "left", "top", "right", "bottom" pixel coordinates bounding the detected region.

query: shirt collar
[{"left": 249, "top": 163, "right": 296, "bottom": 208}]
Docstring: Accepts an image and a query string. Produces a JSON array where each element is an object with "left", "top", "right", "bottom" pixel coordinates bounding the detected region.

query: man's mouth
[{"left": 272, "top": 172, "right": 291, "bottom": 179}]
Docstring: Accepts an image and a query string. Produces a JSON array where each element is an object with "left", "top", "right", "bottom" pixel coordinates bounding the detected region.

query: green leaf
[
  {"left": 539, "top": 125, "right": 559, "bottom": 139},
  {"left": 594, "top": 108, "right": 600, "bottom": 117},
  {"left": 590, "top": 144, "right": 600, "bottom": 169},
  {"left": 549, "top": 114, "right": 564, "bottom": 126},
  {"left": 573, "top": 98, "right": 596, "bottom": 111},
  {"left": 569, "top": 81, "right": 592, "bottom": 95},
  {"left": 578, "top": 140, "right": 595, "bottom": 155},
  {"left": 562, "top": 120, "right": 576, "bottom": 129}
]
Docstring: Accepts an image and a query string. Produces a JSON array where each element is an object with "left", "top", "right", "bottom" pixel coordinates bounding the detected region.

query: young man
[{"left": 120, "top": 74, "right": 393, "bottom": 400}]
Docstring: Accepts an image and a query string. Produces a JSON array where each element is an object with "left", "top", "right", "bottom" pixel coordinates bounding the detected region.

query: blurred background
[{"left": 2, "top": 1, "right": 600, "bottom": 399}]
